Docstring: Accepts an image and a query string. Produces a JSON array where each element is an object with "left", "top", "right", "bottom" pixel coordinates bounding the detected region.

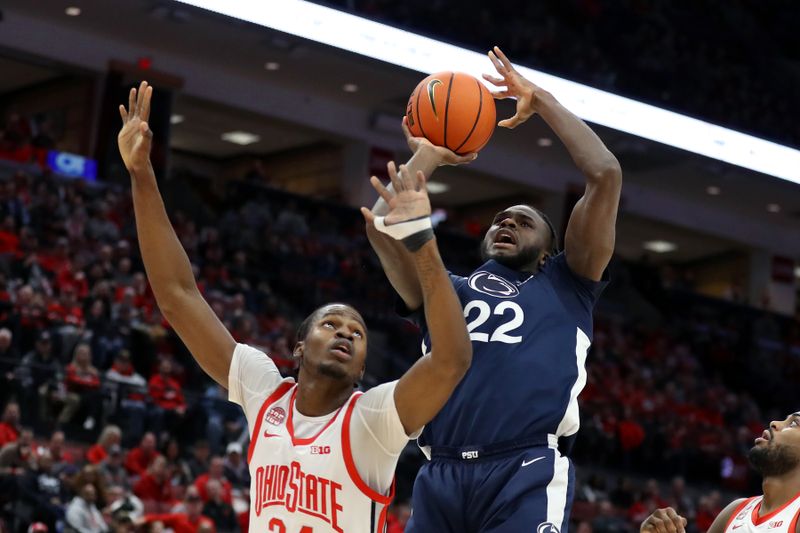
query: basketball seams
[
  {"left": 415, "top": 82, "right": 429, "bottom": 141},
  {"left": 453, "top": 78, "right": 485, "bottom": 154},
  {"left": 443, "top": 72, "right": 455, "bottom": 151}
]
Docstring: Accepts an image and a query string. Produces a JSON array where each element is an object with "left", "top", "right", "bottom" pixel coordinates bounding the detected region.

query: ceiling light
[
  {"left": 264, "top": 61, "right": 280, "bottom": 71},
  {"left": 706, "top": 185, "right": 721, "bottom": 196},
  {"left": 342, "top": 83, "right": 359, "bottom": 93},
  {"left": 537, "top": 138, "right": 553, "bottom": 147},
  {"left": 221, "top": 131, "right": 260, "bottom": 146},
  {"left": 170, "top": 114, "right": 184, "bottom": 125},
  {"left": 767, "top": 203, "right": 781, "bottom": 213},
  {"left": 65, "top": 6, "right": 81, "bottom": 16},
  {"left": 643, "top": 240, "right": 677, "bottom": 253},
  {"left": 795, "top": 266, "right": 800, "bottom": 279},
  {"left": 426, "top": 181, "right": 449, "bottom": 194}
]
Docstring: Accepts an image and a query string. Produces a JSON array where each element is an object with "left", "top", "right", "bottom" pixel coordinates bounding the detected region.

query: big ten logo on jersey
[
  {"left": 310, "top": 446, "right": 330, "bottom": 455},
  {"left": 254, "top": 461, "right": 344, "bottom": 532}
]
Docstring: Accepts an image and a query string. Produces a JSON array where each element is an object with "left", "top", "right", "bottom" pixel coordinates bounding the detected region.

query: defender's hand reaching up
[
  {"left": 483, "top": 46, "right": 549, "bottom": 129},
  {"left": 361, "top": 161, "right": 431, "bottom": 229},
  {"left": 118, "top": 81, "right": 154, "bottom": 173}
]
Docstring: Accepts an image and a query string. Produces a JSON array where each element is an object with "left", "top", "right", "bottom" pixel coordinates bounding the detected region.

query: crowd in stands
[
  {"left": 316, "top": 0, "right": 799, "bottom": 147},
  {"left": 0, "top": 155, "right": 797, "bottom": 531}
]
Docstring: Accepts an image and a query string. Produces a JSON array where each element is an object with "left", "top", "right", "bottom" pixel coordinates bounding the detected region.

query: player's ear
[
  {"left": 293, "top": 342, "right": 304, "bottom": 359},
  {"left": 538, "top": 251, "right": 550, "bottom": 267}
]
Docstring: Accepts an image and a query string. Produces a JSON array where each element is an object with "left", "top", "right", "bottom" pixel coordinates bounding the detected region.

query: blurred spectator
[
  {"left": 124, "top": 432, "right": 158, "bottom": 477},
  {"left": 0, "top": 328, "right": 21, "bottom": 406},
  {"left": 186, "top": 440, "right": 211, "bottom": 479},
  {"left": 143, "top": 486, "right": 213, "bottom": 533},
  {"left": 222, "top": 442, "right": 248, "bottom": 489},
  {"left": 59, "top": 343, "right": 103, "bottom": 430},
  {"left": 71, "top": 464, "right": 109, "bottom": 510},
  {"left": 18, "top": 449, "right": 67, "bottom": 530},
  {"left": 163, "top": 438, "right": 193, "bottom": 487},
  {"left": 194, "top": 456, "right": 232, "bottom": 504},
  {"left": 201, "top": 479, "right": 239, "bottom": 533},
  {"left": 99, "top": 445, "right": 129, "bottom": 490},
  {"left": 86, "top": 425, "right": 122, "bottom": 464},
  {"left": 0, "top": 427, "right": 34, "bottom": 475},
  {"left": 65, "top": 483, "right": 108, "bottom": 533},
  {"left": 105, "top": 350, "right": 147, "bottom": 447},
  {"left": 592, "top": 499, "right": 628, "bottom": 533},
  {"left": 133, "top": 455, "right": 173, "bottom": 508},
  {"left": 19, "top": 331, "right": 62, "bottom": 427},
  {"left": 0, "top": 402, "right": 21, "bottom": 447},
  {"left": 105, "top": 484, "right": 144, "bottom": 522},
  {"left": 148, "top": 358, "right": 186, "bottom": 440}
]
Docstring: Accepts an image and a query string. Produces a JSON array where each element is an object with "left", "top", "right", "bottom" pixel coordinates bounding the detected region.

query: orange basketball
[{"left": 406, "top": 71, "right": 496, "bottom": 155}]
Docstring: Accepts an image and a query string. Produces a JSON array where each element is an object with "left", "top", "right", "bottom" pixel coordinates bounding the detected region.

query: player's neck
[
  {"left": 761, "top": 470, "right": 800, "bottom": 514},
  {"left": 294, "top": 375, "right": 353, "bottom": 417}
]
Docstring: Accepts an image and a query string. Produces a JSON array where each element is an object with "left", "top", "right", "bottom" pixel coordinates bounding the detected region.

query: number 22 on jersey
[{"left": 464, "top": 300, "right": 524, "bottom": 344}]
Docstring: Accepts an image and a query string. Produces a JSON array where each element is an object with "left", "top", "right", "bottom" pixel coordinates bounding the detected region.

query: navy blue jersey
[{"left": 408, "top": 253, "right": 608, "bottom": 449}]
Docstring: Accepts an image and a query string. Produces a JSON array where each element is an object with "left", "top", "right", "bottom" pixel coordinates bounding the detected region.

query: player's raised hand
[
  {"left": 361, "top": 161, "right": 431, "bottom": 230},
  {"left": 640, "top": 507, "right": 687, "bottom": 533},
  {"left": 483, "top": 46, "right": 546, "bottom": 129},
  {"left": 402, "top": 116, "right": 477, "bottom": 166},
  {"left": 118, "top": 81, "right": 154, "bottom": 173}
]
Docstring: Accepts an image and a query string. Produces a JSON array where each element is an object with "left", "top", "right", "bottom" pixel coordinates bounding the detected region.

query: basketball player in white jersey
[
  {"left": 641, "top": 411, "right": 800, "bottom": 533},
  {"left": 117, "top": 82, "right": 472, "bottom": 532}
]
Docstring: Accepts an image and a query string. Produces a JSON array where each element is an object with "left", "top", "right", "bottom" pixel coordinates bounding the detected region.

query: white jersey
[
  {"left": 247, "top": 383, "right": 391, "bottom": 532},
  {"left": 228, "top": 344, "right": 416, "bottom": 533},
  {"left": 725, "top": 494, "right": 800, "bottom": 533}
]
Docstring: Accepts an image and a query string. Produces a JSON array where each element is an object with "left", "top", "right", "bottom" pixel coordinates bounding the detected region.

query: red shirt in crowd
[
  {"left": 124, "top": 447, "right": 158, "bottom": 476},
  {"left": 194, "top": 474, "right": 233, "bottom": 504},
  {"left": 64, "top": 364, "right": 101, "bottom": 393},
  {"left": 134, "top": 473, "right": 174, "bottom": 503},
  {"left": 149, "top": 374, "right": 185, "bottom": 411},
  {"left": 0, "top": 423, "right": 19, "bottom": 447},
  {"left": 85, "top": 444, "right": 107, "bottom": 465},
  {"left": 144, "top": 514, "right": 214, "bottom": 533}
]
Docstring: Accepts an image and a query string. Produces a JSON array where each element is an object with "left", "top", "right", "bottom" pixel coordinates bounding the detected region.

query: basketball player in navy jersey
[
  {"left": 641, "top": 412, "right": 800, "bottom": 533},
  {"left": 366, "top": 47, "right": 622, "bottom": 531}
]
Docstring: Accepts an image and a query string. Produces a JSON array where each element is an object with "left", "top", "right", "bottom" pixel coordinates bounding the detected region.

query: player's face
[
  {"left": 481, "top": 205, "right": 551, "bottom": 271},
  {"left": 297, "top": 304, "right": 367, "bottom": 383},
  {"left": 748, "top": 412, "right": 800, "bottom": 477}
]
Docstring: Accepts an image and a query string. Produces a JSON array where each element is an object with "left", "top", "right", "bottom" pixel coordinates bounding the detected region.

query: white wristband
[{"left": 373, "top": 215, "right": 432, "bottom": 240}]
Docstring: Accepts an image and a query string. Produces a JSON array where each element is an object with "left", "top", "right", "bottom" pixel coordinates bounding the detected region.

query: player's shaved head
[{"left": 296, "top": 303, "right": 367, "bottom": 342}]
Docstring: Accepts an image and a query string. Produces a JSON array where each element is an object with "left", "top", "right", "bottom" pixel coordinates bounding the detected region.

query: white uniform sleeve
[
  {"left": 228, "top": 343, "right": 290, "bottom": 430},
  {"left": 348, "top": 381, "right": 422, "bottom": 495}
]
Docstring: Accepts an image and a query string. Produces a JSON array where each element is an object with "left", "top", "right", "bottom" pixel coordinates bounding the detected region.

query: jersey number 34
[{"left": 464, "top": 300, "right": 524, "bottom": 344}]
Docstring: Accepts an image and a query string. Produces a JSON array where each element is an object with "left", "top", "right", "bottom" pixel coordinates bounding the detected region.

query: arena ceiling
[{"left": 0, "top": 0, "right": 798, "bottom": 263}]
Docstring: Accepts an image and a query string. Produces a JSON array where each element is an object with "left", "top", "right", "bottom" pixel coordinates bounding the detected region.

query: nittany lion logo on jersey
[
  {"left": 468, "top": 271, "right": 519, "bottom": 298},
  {"left": 537, "top": 522, "right": 560, "bottom": 533}
]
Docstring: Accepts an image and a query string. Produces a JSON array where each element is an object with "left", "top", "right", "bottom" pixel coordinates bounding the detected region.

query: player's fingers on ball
[
  {"left": 401, "top": 117, "right": 412, "bottom": 138},
  {"left": 492, "top": 90, "right": 511, "bottom": 100}
]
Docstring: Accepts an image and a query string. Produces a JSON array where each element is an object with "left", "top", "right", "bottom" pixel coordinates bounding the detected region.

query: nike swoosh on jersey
[
  {"left": 521, "top": 456, "right": 546, "bottom": 467},
  {"left": 263, "top": 431, "right": 281, "bottom": 438}
]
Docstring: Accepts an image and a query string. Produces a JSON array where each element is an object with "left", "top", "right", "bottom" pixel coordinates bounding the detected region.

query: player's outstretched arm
[
  {"left": 365, "top": 118, "right": 476, "bottom": 311},
  {"left": 361, "top": 164, "right": 471, "bottom": 435},
  {"left": 484, "top": 46, "right": 622, "bottom": 281},
  {"left": 118, "top": 82, "right": 235, "bottom": 388}
]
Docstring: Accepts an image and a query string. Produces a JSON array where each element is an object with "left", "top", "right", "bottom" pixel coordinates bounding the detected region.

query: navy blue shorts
[{"left": 405, "top": 443, "right": 575, "bottom": 533}]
